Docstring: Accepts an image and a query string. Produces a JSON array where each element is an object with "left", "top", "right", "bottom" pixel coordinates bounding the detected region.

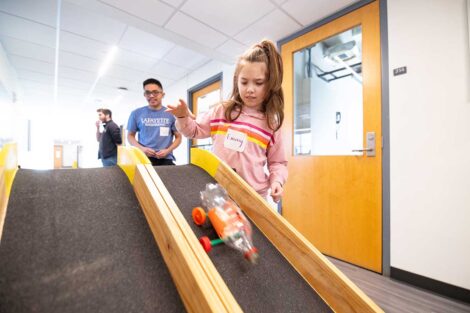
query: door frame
[
  {"left": 186, "top": 72, "right": 223, "bottom": 160},
  {"left": 277, "top": 0, "right": 391, "bottom": 276}
]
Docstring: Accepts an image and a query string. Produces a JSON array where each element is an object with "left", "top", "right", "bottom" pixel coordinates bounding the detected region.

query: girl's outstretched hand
[
  {"left": 166, "top": 99, "right": 189, "bottom": 118},
  {"left": 270, "top": 181, "right": 283, "bottom": 203}
]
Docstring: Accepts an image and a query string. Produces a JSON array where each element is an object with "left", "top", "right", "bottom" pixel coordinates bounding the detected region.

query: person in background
[
  {"left": 96, "top": 108, "right": 122, "bottom": 167},
  {"left": 127, "top": 78, "right": 182, "bottom": 166}
]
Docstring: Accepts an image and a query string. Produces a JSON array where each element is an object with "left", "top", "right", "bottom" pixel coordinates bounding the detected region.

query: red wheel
[
  {"left": 192, "top": 207, "right": 206, "bottom": 226},
  {"left": 199, "top": 236, "right": 212, "bottom": 252}
]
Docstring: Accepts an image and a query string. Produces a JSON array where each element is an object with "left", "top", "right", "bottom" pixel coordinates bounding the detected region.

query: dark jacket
[{"left": 98, "top": 120, "right": 122, "bottom": 159}]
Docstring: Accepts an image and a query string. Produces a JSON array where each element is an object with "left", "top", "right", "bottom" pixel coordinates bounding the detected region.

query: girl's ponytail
[{"left": 258, "top": 40, "right": 284, "bottom": 131}]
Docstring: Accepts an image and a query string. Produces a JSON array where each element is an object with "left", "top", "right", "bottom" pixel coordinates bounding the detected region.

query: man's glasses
[{"left": 144, "top": 90, "right": 163, "bottom": 97}]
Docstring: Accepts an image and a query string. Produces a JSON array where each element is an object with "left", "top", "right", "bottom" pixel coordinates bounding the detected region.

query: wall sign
[{"left": 393, "top": 66, "right": 407, "bottom": 76}]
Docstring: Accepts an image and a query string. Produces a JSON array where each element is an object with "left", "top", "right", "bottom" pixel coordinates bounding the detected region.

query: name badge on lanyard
[{"left": 224, "top": 128, "right": 248, "bottom": 152}]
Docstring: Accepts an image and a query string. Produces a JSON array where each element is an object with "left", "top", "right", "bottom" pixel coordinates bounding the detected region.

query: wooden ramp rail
[
  {"left": 0, "top": 143, "right": 18, "bottom": 242},
  {"left": 117, "top": 146, "right": 242, "bottom": 313},
  {"left": 190, "top": 148, "right": 384, "bottom": 313}
]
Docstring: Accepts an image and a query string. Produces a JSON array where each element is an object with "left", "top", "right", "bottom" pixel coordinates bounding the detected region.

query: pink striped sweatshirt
[{"left": 176, "top": 104, "right": 288, "bottom": 197}]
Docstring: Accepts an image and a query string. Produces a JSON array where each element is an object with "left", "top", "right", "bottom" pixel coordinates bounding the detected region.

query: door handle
[
  {"left": 352, "top": 132, "right": 376, "bottom": 157},
  {"left": 352, "top": 148, "right": 373, "bottom": 152}
]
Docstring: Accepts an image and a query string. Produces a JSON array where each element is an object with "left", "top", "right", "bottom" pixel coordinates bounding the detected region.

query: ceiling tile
[
  {"left": 282, "top": 0, "right": 357, "bottom": 26},
  {"left": 9, "top": 55, "right": 53, "bottom": 75},
  {"left": 59, "top": 51, "right": 100, "bottom": 73},
  {"left": 59, "top": 66, "right": 96, "bottom": 82},
  {"left": 16, "top": 69, "right": 53, "bottom": 84},
  {"left": 60, "top": 2, "right": 127, "bottom": 45},
  {"left": 96, "top": 77, "right": 134, "bottom": 91},
  {"left": 118, "top": 26, "right": 175, "bottom": 59},
  {"left": 58, "top": 77, "right": 91, "bottom": 90},
  {"left": 165, "top": 12, "right": 227, "bottom": 49},
  {"left": 59, "top": 31, "right": 109, "bottom": 60},
  {"left": 234, "top": 9, "right": 300, "bottom": 45},
  {"left": 0, "top": 12, "right": 55, "bottom": 48},
  {"left": 180, "top": 0, "right": 275, "bottom": 36},
  {"left": 105, "top": 65, "right": 147, "bottom": 83},
  {"left": 163, "top": 45, "right": 210, "bottom": 70},
  {"left": 58, "top": 86, "right": 89, "bottom": 97},
  {"left": 160, "top": 0, "right": 185, "bottom": 7},
  {"left": 100, "top": 0, "right": 174, "bottom": 26},
  {"left": 0, "top": 0, "right": 57, "bottom": 27},
  {"left": 216, "top": 40, "right": 247, "bottom": 61},
  {"left": 151, "top": 60, "right": 188, "bottom": 81},
  {"left": 0, "top": 36, "right": 55, "bottom": 63},
  {"left": 113, "top": 49, "right": 159, "bottom": 71},
  {"left": 19, "top": 80, "right": 53, "bottom": 96},
  {"left": 20, "top": 79, "right": 51, "bottom": 89}
]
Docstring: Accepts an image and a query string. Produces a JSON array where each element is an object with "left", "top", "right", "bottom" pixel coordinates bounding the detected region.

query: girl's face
[{"left": 237, "top": 61, "right": 268, "bottom": 111}]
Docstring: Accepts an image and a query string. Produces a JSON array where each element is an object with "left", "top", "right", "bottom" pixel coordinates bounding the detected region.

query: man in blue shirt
[{"left": 127, "top": 78, "right": 181, "bottom": 166}]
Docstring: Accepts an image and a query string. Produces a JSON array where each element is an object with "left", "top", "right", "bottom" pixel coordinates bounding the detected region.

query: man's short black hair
[
  {"left": 97, "top": 108, "right": 112, "bottom": 118},
  {"left": 143, "top": 78, "right": 163, "bottom": 90}
]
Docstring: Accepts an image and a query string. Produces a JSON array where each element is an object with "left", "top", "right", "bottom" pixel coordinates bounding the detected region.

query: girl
[{"left": 167, "top": 39, "right": 287, "bottom": 203}]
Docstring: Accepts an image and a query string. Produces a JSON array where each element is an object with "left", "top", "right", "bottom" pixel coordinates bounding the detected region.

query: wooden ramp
[
  {"left": 123, "top": 147, "right": 383, "bottom": 313},
  {"left": 0, "top": 145, "right": 383, "bottom": 313}
]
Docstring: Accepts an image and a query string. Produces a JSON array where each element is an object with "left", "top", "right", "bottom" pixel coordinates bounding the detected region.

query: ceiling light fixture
[
  {"left": 98, "top": 46, "right": 118, "bottom": 78},
  {"left": 53, "top": 0, "right": 62, "bottom": 106},
  {"left": 84, "top": 45, "right": 119, "bottom": 103}
]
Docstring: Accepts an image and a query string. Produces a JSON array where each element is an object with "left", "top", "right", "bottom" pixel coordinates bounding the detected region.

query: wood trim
[
  {"left": 134, "top": 165, "right": 238, "bottom": 312},
  {"left": 191, "top": 80, "right": 222, "bottom": 116},
  {"left": 191, "top": 80, "right": 222, "bottom": 147},
  {"left": 190, "top": 148, "right": 383, "bottom": 312},
  {"left": 144, "top": 165, "right": 242, "bottom": 312}
]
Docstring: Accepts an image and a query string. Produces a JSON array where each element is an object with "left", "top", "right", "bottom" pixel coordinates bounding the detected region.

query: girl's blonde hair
[{"left": 224, "top": 39, "right": 284, "bottom": 131}]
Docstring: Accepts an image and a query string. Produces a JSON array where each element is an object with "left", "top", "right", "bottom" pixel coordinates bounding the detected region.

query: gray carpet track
[
  {"left": 0, "top": 167, "right": 185, "bottom": 313},
  {"left": 155, "top": 164, "right": 332, "bottom": 313}
]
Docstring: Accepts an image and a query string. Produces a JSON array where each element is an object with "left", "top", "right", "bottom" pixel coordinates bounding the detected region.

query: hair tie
[{"left": 256, "top": 44, "right": 270, "bottom": 57}]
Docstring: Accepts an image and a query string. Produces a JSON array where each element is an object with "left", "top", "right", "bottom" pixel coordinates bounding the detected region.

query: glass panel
[
  {"left": 195, "top": 88, "right": 221, "bottom": 150},
  {"left": 293, "top": 25, "right": 363, "bottom": 156}
]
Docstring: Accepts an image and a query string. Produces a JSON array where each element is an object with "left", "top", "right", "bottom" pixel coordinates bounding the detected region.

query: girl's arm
[
  {"left": 267, "top": 130, "right": 288, "bottom": 202},
  {"left": 166, "top": 99, "right": 211, "bottom": 139}
]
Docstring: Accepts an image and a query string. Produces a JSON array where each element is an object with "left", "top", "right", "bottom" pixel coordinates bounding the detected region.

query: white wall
[
  {"left": 388, "top": 0, "right": 470, "bottom": 289},
  {"left": 164, "top": 60, "right": 235, "bottom": 164},
  {"left": 0, "top": 41, "right": 21, "bottom": 146}
]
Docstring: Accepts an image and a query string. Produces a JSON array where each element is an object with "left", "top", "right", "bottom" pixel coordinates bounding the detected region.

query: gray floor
[{"left": 328, "top": 257, "right": 470, "bottom": 313}]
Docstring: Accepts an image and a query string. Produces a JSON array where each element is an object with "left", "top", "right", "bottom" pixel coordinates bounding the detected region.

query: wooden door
[
  {"left": 53, "top": 145, "right": 63, "bottom": 169},
  {"left": 281, "top": 1, "right": 382, "bottom": 272},
  {"left": 191, "top": 80, "right": 222, "bottom": 149}
]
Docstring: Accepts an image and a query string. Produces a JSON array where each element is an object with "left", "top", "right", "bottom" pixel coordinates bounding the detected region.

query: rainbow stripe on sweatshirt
[{"left": 210, "top": 119, "right": 275, "bottom": 150}]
